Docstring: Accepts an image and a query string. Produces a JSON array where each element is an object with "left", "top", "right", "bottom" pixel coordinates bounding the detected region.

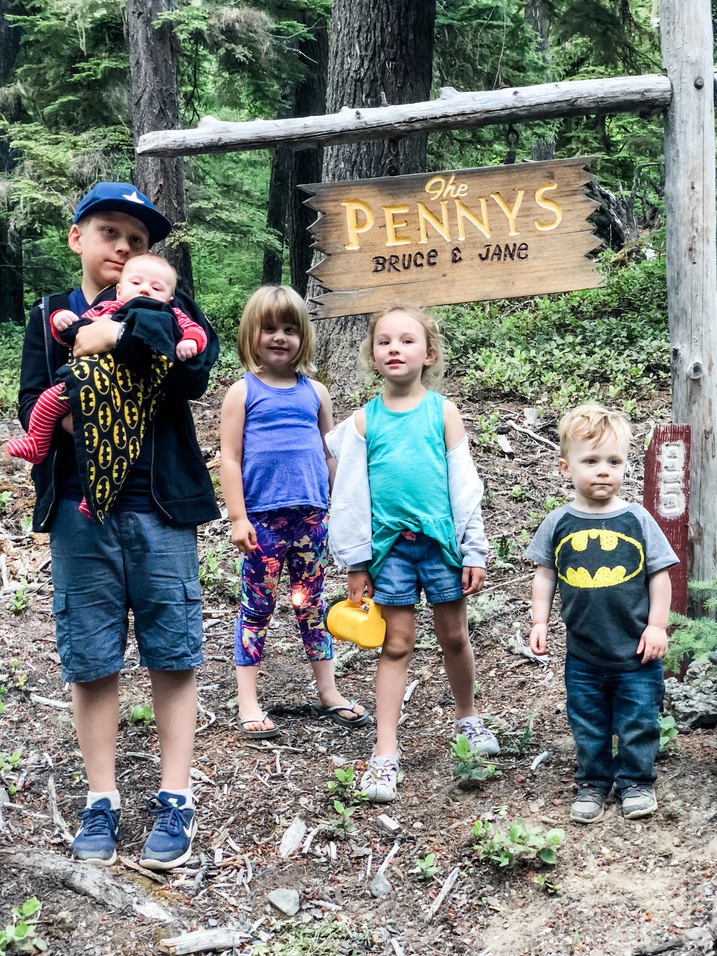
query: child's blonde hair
[
  {"left": 558, "top": 404, "right": 632, "bottom": 458},
  {"left": 359, "top": 304, "right": 445, "bottom": 387},
  {"left": 237, "top": 285, "right": 315, "bottom": 376}
]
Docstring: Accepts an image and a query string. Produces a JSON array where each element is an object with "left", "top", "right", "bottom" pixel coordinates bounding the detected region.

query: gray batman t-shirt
[{"left": 525, "top": 503, "right": 678, "bottom": 672}]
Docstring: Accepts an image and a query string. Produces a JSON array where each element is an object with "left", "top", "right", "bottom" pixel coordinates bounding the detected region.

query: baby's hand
[
  {"left": 175, "top": 339, "right": 198, "bottom": 361},
  {"left": 529, "top": 623, "right": 549, "bottom": 655},
  {"left": 637, "top": 625, "right": 668, "bottom": 663},
  {"left": 52, "top": 309, "right": 79, "bottom": 331}
]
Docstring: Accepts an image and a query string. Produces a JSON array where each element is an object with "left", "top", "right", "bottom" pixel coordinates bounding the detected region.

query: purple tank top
[{"left": 242, "top": 372, "right": 329, "bottom": 512}]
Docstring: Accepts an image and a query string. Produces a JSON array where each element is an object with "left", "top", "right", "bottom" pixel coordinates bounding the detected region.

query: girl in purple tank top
[{"left": 220, "top": 286, "right": 369, "bottom": 739}]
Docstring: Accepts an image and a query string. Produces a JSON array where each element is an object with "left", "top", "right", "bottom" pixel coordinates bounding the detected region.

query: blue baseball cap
[{"left": 73, "top": 182, "right": 172, "bottom": 246}]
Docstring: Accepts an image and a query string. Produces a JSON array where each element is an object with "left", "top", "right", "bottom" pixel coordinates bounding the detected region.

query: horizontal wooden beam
[{"left": 137, "top": 75, "right": 673, "bottom": 157}]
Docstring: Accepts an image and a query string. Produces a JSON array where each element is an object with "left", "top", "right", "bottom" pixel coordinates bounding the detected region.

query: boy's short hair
[
  {"left": 73, "top": 183, "right": 172, "bottom": 246},
  {"left": 558, "top": 404, "right": 632, "bottom": 458},
  {"left": 359, "top": 304, "right": 446, "bottom": 387},
  {"left": 237, "top": 285, "right": 315, "bottom": 376}
]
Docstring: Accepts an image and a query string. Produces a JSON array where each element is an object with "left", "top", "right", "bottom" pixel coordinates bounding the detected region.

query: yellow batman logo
[
  {"left": 556, "top": 529, "right": 644, "bottom": 589},
  {"left": 98, "top": 353, "right": 115, "bottom": 374},
  {"left": 95, "top": 476, "right": 111, "bottom": 504},
  {"left": 128, "top": 436, "right": 141, "bottom": 461},
  {"left": 124, "top": 400, "right": 139, "bottom": 429},
  {"left": 98, "top": 440, "right": 113, "bottom": 470},
  {"left": 79, "top": 386, "right": 96, "bottom": 417},
  {"left": 87, "top": 460, "right": 96, "bottom": 487},
  {"left": 93, "top": 368, "right": 110, "bottom": 394},
  {"left": 116, "top": 365, "right": 134, "bottom": 392},
  {"left": 112, "top": 457, "right": 128, "bottom": 484},
  {"left": 84, "top": 423, "right": 99, "bottom": 454},
  {"left": 98, "top": 403, "right": 112, "bottom": 432},
  {"left": 72, "top": 361, "right": 91, "bottom": 382},
  {"left": 113, "top": 420, "right": 127, "bottom": 449},
  {"left": 111, "top": 384, "right": 122, "bottom": 412}
]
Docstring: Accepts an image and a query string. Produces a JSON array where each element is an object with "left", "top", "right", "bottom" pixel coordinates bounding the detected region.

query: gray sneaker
[
  {"left": 621, "top": 786, "right": 657, "bottom": 820},
  {"left": 570, "top": 784, "right": 607, "bottom": 823}
]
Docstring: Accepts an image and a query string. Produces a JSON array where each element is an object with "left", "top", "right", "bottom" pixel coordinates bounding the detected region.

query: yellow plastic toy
[{"left": 325, "top": 597, "right": 386, "bottom": 649}]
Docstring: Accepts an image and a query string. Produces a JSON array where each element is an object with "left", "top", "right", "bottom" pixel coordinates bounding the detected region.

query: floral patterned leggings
[{"left": 233, "top": 507, "right": 332, "bottom": 666}]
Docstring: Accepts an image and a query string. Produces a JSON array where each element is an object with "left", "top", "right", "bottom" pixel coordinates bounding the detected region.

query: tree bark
[
  {"left": 311, "top": 0, "right": 436, "bottom": 392},
  {"left": 127, "top": 0, "right": 193, "bottom": 297},
  {"left": 262, "top": 145, "right": 292, "bottom": 286},
  {"left": 661, "top": 0, "right": 717, "bottom": 589},
  {"left": 0, "top": 0, "right": 24, "bottom": 324}
]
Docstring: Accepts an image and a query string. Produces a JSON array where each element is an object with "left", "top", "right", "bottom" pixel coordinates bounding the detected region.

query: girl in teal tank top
[{"left": 334, "top": 306, "right": 498, "bottom": 803}]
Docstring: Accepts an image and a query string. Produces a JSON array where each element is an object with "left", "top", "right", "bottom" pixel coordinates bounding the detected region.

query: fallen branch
[
  {"left": 427, "top": 866, "right": 460, "bottom": 919},
  {"left": 160, "top": 928, "right": 251, "bottom": 954},
  {"left": 507, "top": 420, "right": 558, "bottom": 450}
]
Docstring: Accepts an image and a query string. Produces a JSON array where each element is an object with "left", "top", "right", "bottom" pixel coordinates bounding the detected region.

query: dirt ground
[{"left": 1, "top": 381, "right": 716, "bottom": 956}]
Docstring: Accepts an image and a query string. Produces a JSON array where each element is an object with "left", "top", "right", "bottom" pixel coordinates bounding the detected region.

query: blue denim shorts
[
  {"left": 50, "top": 499, "right": 204, "bottom": 683},
  {"left": 372, "top": 532, "right": 464, "bottom": 606}
]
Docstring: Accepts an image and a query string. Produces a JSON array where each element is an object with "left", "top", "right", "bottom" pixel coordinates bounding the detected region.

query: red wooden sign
[{"left": 642, "top": 424, "right": 690, "bottom": 615}]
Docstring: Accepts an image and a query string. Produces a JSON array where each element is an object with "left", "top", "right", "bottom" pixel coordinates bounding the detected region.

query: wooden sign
[
  {"left": 642, "top": 424, "right": 691, "bottom": 615},
  {"left": 301, "top": 157, "right": 601, "bottom": 319}
]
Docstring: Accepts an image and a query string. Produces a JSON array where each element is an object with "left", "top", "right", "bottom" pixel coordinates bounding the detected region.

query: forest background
[{"left": 0, "top": 0, "right": 707, "bottom": 413}]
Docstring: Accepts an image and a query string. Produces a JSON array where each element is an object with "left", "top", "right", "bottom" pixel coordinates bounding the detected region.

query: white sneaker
[
  {"left": 359, "top": 754, "right": 402, "bottom": 803},
  {"left": 454, "top": 716, "right": 501, "bottom": 756},
  {"left": 621, "top": 786, "right": 657, "bottom": 820}
]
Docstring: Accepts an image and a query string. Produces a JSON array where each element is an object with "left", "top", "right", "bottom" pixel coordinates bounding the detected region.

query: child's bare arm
[
  {"left": 529, "top": 565, "right": 558, "bottom": 654},
  {"left": 637, "top": 568, "right": 671, "bottom": 663},
  {"left": 220, "top": 379, "right": 257, "bottom": 553}
]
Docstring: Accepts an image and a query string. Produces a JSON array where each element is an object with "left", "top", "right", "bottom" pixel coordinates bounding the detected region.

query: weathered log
[
  {"left": 137, "top": 76, "right": 672, "bottom": 157},
  {"left": 160, "top": 928, "right": 251, "bottom": 955}
]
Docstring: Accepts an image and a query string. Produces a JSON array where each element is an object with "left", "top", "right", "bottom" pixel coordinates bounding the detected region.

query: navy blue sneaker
[
  {"left": 72, "top": 798, "right": 122, "bottom": 865},
  {"left": 139, "top": 791, "right": 197, "bottom": 871}
]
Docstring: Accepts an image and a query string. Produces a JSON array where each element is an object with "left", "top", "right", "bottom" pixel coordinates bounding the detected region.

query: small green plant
[
  {"left": 491, "top": 535, "right": 518, "bottom": 571},
  {"left": 0, "top": 898, "right": 47, "bottom": 953},
  {"left": 471, "top": 817, "right": 564, "bottom": 868},
  {"left": 326, "top": 766, "right": 366, "bottom": 803},
  {"left": 483, "top": 715, "right": 535, "bottom": 756},
  {"left": 533, "top": 873, "right": 561, "bottom": 894},
  {"left": 666, "top": 577, "right": 717, "bottom": 676},
  {"left": 0, "top": 491, "right": 12, "bottom": 513},
  {"left": 451, "top": 734, "right": 502, "bottom": 789},
  {"left": 331, "top": 799, "right": 356, "bottom": 834},
  {"left": 510, "top": 484, "right": 530, "bottom": 502},
  {"left": 0, "top": 750, "right": 23, "bottom": 795},
  {"left": 416, "top": 852, "right": 438, "bottom": 882},
  {"left": 129, "top": 704, "right": 154, "bottom": 725},
  {"left": 658, "top": 714, "right": 678, "bottom": 751},
  {"left": 8, "top": 583, "right": 31, "bottom": 615},
  {"left": 9, "top": 661, "right": 27, "bottom": 691},
  {"left": 474, "top": 412, "right": 500, "bottom": 448}
]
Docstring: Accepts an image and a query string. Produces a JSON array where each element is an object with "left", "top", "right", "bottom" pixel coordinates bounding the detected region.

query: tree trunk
[
  {"left": 524, "top": 0, "right": 556, "bottom": 164},
  {"left": 127, "top": 0, "right": 193, "bottom": 297},
  {"left": 289, "top": 21, "right": 328, "bottom": 297},
  {"left": 661, "top": 0, "right": 717, "bottom": 590},
  {"left": 262, "top": 145, "right": 292, "bottom": 286},
  {"left": 312, "top": 0, "right": 436, "bottom": 392},
  {"left": 0, "top": 0, "right": 24, "bottom": 324}
]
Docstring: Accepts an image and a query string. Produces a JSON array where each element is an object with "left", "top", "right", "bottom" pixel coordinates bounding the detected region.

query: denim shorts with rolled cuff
[
  {"left": 372, "top": 531, "right": 465, "bottom": 606},
  {"left": 50, "top": 499, "right": 204, "bottom": 683}
]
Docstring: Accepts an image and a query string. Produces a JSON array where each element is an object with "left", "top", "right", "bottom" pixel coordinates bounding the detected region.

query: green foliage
[
  {"left": 451, "top": 734, "right": 502, "bottom": 788},
  {"left": 326, "top": 765, "right": 366, "bottom": 804},
  {"left": 8, "top": 582, "right": 31, "bottom": 615},
  {"left": 0, "top": 325, "right": 25, "bottom": 415},
  {"left": 251, "top": 917, "right": 366, "bottom": 956},
  {"left": 0, "top": 750, "right": 23, "bottom": 795},
  {"left": 440, "top": 256, "right": 669, "bottom": 409},
  {"left": 482, "top": 715, "right": 535, "bottom": 756},
  {"left": 416, "top": 852, "right": 439, "bottom": 882},
  {"left": 0, "top": 898, "right": 47, "bottom": 953},
  {"left": 471, "top": 817, "right": 564, "bottom": 868},
  {"left": 129, "top": 704, "right": 154, "bottom": 726},
  {"left": 533, "top": 874, "right": 561, "bottom": 895},
  {"left": 658, "top": 714, "right": 678, "bottom": 752},
  {"left": 331, "top": 799, "right": 356, "bottom": 834},
  {"left": 665, "top": 579, "right": 717, "bottom": 675}
]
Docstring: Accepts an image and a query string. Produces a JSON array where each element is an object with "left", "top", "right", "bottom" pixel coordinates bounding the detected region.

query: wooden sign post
[
  {"left": 301, "top": 158, "right": 600, "bottom": 319},
  {"left": 643, "top": 425, "right": 691, "bottom": 615}
]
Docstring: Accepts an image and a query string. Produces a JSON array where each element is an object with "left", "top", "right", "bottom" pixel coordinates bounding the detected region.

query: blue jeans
[{"left": 564, "top": 653, "right": 664, "bottom": 794}]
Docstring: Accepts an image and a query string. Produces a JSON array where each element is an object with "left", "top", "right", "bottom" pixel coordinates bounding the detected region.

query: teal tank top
[{"left": 365, "top": 390, "right": 462, "bottom": 579}]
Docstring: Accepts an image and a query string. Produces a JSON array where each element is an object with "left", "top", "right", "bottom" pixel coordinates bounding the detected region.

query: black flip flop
[
  {"left": 309, "top": 699, "right": 371, "bottom": 728},
  {"left": 238, "top": 712, "right": 280, "bottom": 739}
]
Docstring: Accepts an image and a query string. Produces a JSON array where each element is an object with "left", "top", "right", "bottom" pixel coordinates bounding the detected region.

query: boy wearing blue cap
[{"left": 16, "top": 183, "right": 220, "bottom": 869}]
